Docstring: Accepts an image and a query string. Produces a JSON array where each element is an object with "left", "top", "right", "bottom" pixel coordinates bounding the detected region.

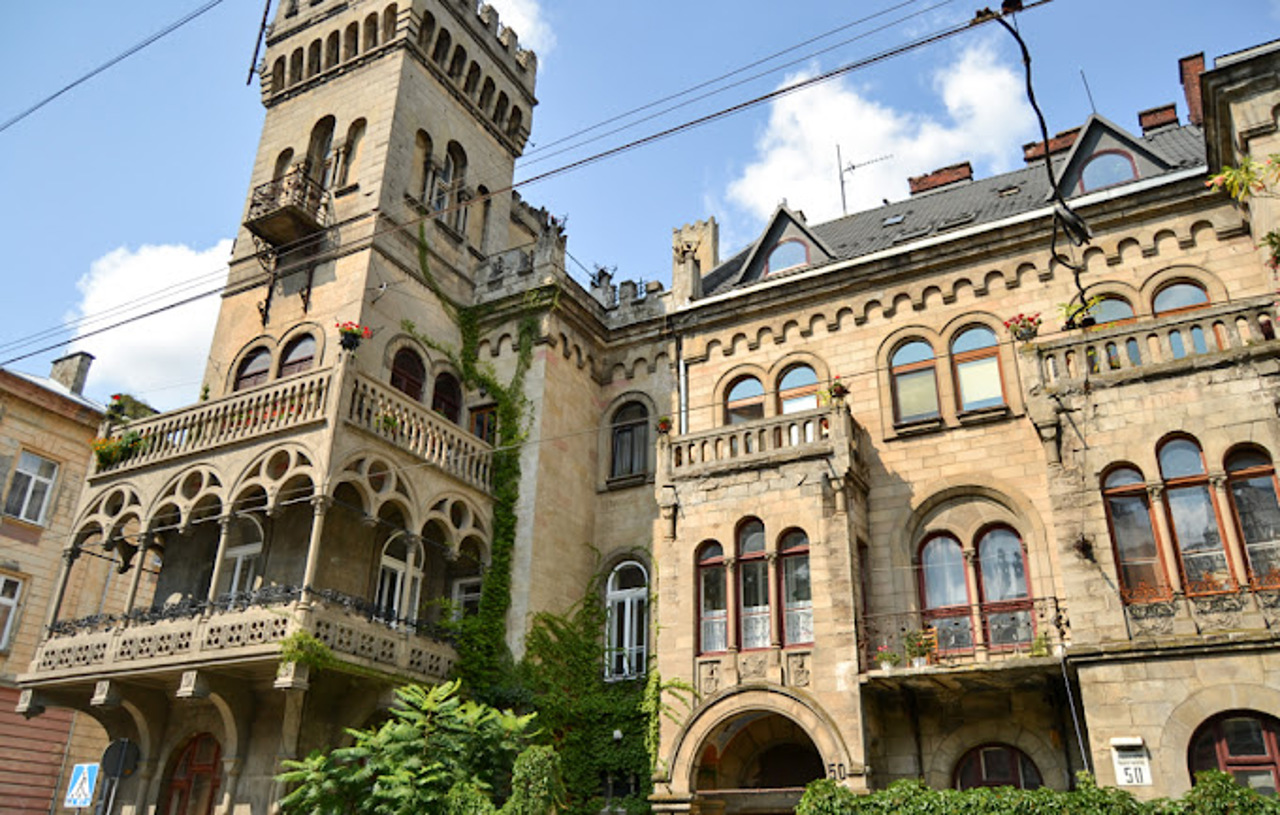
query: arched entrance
[
  {"left": 694, "top": 711, "right": 825, "bottom": 814},
  {"left": 160, "top": 732, "right": 222, "bottom": 815}
]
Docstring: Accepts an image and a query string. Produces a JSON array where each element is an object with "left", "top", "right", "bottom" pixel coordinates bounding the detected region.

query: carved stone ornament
[
  {"left": 698, "top": 660, "right": 721, "bottom": 695},
  {"left": 1126, "top": 599, "right": 1178, "bottom": 637},
  {"left": 787, "top": 653, "right": 810, "bottom": 687},
  {"left": 1191, "top": 592, "right": 1246, "bottom": 631},
  {"left": 740, "top": 653, "right": 767, "bottom": 679}
]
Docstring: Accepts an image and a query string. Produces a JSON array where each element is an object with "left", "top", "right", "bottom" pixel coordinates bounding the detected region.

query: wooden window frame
[
  {"left": 736, "top": 518, "right": 770, "bottom": 651},
  {"left": 697, "top": 542, "right": 728, "bottom": 655},
  {"left": 918, "top": 533, "right": 974, "bottom": 654},
  {"left": 951, "top": 326, "right": 1006, "bottom": 414},
  {"left": 1102, "top": 466, "right": 1174, "bottom": 603},
  {"left": 891, "top": 340, "right": 940, "bottom": 424},
  {"left": 1189, "top": 712, "right": 1280, "bottom": 795},
  {"left": 390, "top": 348, "right": 426, "bottom": 401},
  {"left": 778, "top": 529, "right": 812, "bottom": 647},
  {"left": 1225, "top": 449, "right": 1280, "bottom": 590},
  {"left": 1159, "top": 436, "right": 1237, "bottom": 595},
  {"left": 974, "top": 525, "right": 1035, "bottom": 651}
]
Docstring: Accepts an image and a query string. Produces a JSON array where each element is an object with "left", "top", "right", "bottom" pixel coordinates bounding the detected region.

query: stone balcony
[
  {"left": 91, "top": 364, "right": 492, "bottom": 493},
  {"left": 660, "top": 404, "right": 867, "bottom": 483},
  {"left": 1031, "top": 294, "right": 1279, "bottom": 390},
  {"left": 20, "top": 588, "right": 455, "bottom": 690}
]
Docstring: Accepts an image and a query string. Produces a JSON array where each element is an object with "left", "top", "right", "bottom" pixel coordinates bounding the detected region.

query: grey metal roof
[
  {"left": 701, "top": 122, "right": 1205, "bottom": 297},
  {"left": 3, "top": 368, "right": 105, "bottom": 413}
]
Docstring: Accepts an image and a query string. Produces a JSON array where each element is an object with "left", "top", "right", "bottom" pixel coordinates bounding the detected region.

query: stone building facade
[
  {"left": 14, "top": 2, "right": 1280, "bottom": 813},
  {"left": 1, "top": 354, "right": 109, "bottom": 813}
]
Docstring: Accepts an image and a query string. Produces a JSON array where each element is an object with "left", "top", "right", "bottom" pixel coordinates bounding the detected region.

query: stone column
[
  {"left": 205, "top": 514, "right": 236, "bottom": 606},
  {"left": 123, "top": 533, "right": 154, "bottom": 614},
  {"left": 1210, "top": 473, "right": 1251, "bottom": 588},
  {"left": 963, "top": 546, "right": 987, "bottom": 660},
  {"left": 724, "top": 557, "right": 739, "bottom": 654},
  {"left": 299, "top": 495, "right": 331, "bottom": 607},
  {"left": 767, "top": 552, "right": 782, "bottom": 648},
  {"left": 43, "top": 546, "right": 80, "bottom": 635},
  {"left": 1147, "top": 484, "right": 1183, "bottom": 593}
]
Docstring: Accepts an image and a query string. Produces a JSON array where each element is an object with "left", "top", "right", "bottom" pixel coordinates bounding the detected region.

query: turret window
[
  {"left": 390, "top": 349, "right": 426, "bottom": 401},
  {"left": 234, "top": 348, "right": 271, "bottom": 391},
  {"left": 278, "top": 334, "right": 316, "bottom": 377}
]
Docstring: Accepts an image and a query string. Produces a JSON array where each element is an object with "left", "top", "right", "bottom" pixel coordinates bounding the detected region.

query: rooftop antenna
[
  {"left": 837, "top": 146, "right": 893, "bottom": 216},
  {"left": 1079, "top": 68, "right": 1097, "bottom": 115}
]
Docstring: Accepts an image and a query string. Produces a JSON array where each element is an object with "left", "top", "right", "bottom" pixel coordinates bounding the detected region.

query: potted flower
[
  {"left": 874, "top": 645, "right": 901, "bottom": 672},
  {"left": 655, "top": 416, "right": 672, "bottom": 434},
  {"left": 820, "top": 375, "right": 850, "bottom": 404},
  {"left": 903, "top": 628, "right": 935, "bottom": 668},
  {"left": 1003, "top": 312, "right": 1042, "bottom": 342},
  {"left": 336, "top": 320, "right": 372, "bottom": 351}
]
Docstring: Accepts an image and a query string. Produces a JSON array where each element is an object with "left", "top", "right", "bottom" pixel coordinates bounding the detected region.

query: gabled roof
[
  {"left": 1, "top": 368, "right": 105, "bottom": 413},
  {"left": 700, "top": 122, "right": 1205, "bottom": 298},
  {"left": 704, "top": 204, "right": 835, "bottom": 292},
  {"left": 1051, "top": 114, "right": 1174, "bottom": 200}
]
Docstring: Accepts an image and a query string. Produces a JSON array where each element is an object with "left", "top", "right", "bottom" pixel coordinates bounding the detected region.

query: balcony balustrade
[
  {"left": 26, "top": 587, "right": 454, "bottom": 685},
  {"left": 92, "top": 368, "right": 334, "bottom": 477},
  {"left": 664, "top": 405, "right": 863, "bottom": 481},
  {"left": 243, "top": 162, "right": 329, "bottom": 246},
  {"left": 861, "top": 596, "right": 1065, "bottom": 673},
  {"left": 1034, "top": 296, "right": 1278, "bottom": 388}
]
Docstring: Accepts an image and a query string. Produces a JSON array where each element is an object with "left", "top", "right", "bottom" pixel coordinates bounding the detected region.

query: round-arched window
[
  {"left": 605, "top": 561, "right": 648, "bottom": 679},
  {"left": 234, "top": 348, "right": 271, "bottom": 392},
  {"left": 954, "top": 744, "right": 1043, "bottom": 789},
  {"left": 1153, "top": 281, "right": 1209, "bottom": 315},
  {"left": 1189, "top": 711, "right": 1280, "bottom": 795},
  {"left": 725, "top": 376, "right": 765, "bottom": 424},
  {"left": 390, "top": 349, "right": 426, "bottom": 401},
  {"left": 278, "top": 334, "right": 316, "bottom": 377}
]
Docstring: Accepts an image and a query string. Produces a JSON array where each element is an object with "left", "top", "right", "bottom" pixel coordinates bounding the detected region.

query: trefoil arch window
[
  {"left": 780, "top": 529, "right": 812, "bottom": 645},
  {"left": 1102, "top": 465, "right": 1171, "bottom": 602},
  {"left": 1225, "top": 447, "right": 1280, "bottom": 589},
  {"left": 737, "top": 518, "right": 769, "bottom": 650},
  {"left": 610, "top": 401, "right": 649, "bottom": 480},
  {"left": 1158, "top": 435, "right": 1233, "bottom": 594},
  {"left": 697, "top": 542, "right": 727, "bottom": 654},
  {"left": 605, "top": 561, "right": 648, "bottom": 680},
  {"left": 951, "top": 326, "right": 1004, "bottom": 412},
  {"left": 1190, "top": 711, "right": 1280, "bottom": 796},
  {"left": 891, "top": 340, "right": 940, "bottom": 423}
]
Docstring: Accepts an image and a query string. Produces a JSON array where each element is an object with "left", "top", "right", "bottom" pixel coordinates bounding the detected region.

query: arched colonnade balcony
[{"left": 18, "top": 363, "right": 495, "bottom": 704}]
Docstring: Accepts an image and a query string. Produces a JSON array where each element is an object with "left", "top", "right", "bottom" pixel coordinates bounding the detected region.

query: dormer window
[
  {"left": 1080, "top": 151, "right": 1137, "bottom": 193},
  {"left": 766, "top": 241, "right": 808, "bottom": 275}
]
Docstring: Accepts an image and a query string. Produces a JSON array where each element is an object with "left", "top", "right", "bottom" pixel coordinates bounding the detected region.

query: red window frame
[
  {"left": 1102, "top": 465, "right": 1174, "bottom": 603},
  {"left": 1189, "top": 711, "right": 1280, "bottom": 796},
  {"left": 736, "top": 518, "right": 770, "bottom": 651},
  {"left": 778, "top": 528, "right": 812, "bottom": 647},
  {"left": 697, "top": 541, "right": 727, "bottom": 655},
  {"left": 918, "top": 533, "right": 974, "bottom": 654},
  {"left": 974, "top": 525, "right": 1034, "bottom": 651},
  {"left": 1225, "top": 447, "right": 1280, "bottom": 590},
  {"left": 1158, "top": 435, "right": 1236, "bottom": 595}
]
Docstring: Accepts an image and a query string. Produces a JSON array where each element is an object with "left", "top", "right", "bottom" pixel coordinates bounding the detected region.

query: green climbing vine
[{"left": 402, "top": 225, "right": 559, "bottom": 703}]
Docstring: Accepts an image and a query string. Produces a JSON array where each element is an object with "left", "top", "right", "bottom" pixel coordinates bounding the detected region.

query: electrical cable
[{"left": 0, "top": 0, "right": 231, "bottom": 135}]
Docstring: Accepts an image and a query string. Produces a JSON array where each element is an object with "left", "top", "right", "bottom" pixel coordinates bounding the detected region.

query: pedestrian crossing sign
[{"left": 65, "top": 763, "right": 99, "bottom": 808}]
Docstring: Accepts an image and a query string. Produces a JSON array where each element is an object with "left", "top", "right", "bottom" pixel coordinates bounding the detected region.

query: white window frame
[
  {"left": 220, "top": 542, "right": 262, "bottom": 596},
  {"left": 0, "top": 574, "right": 23, "bottom": 651},
  {"left": 4, "top": 451, "right": 58, "bottom": 525},
  {"left": 451, "top": 576, "right": 483, "bottom": 620},
  {"left": 605, "top": 561, "right": 648, "bottom": 680}
]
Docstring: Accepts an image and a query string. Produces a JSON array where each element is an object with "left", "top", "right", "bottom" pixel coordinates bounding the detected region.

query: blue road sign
[{"left": 65, "top": 763, "right": 99, "bottom": 808}]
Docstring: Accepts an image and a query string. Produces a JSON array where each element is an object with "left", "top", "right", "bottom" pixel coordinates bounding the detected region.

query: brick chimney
[
  {"left": 1179, "top": 52, "right": 1206, "bottom": 126},
  {"left": 1023, "top": 128, "right": 1080, "bottom": 164},
  {"left": 908, "top": 162, "right": 973, "bottom": 195},
  {"left": 1138, "top": 103, "right": 1179, "bottom": 134},
  {"left": 50, "top": 351, "right": 94, "bottom": 396}
]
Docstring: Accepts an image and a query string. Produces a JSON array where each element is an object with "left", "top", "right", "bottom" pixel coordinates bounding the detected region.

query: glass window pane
[
  {"left": 784, "top": 555, "right": 810, "bottom": 605},
  {"left": 987, "top": 609, "right": 1033, "bottom": 646},
  {"left": 701, "top": 567, "right": 725, "bottom": 612},
  {"left": 738, "top": 521, "right": 765, "bottom": 554},
  {"left": 1154, "top": 283, "right": 1208, "bottom": 314},
  {"left": 781, "top": 394, "right": 818, "bottom": 414},
  {"left": 978, "top": 528, "right": 1028, "bottom": 603},
  {"left": 1231, "top": 769, "right": 1277, "bottom": 797},
  {"left": 933, "top": 614, "right": 973, "bottom": 650},
  {"left": 768, "top": 242, "right": 807, "bottom": 273},
  {"left": 1228, "top": 450, "right": 1272, "bottom": 472},
  {"left": 922, "top": 538, "right": 968, "bottom": 608},
  {"left": 727, "top": 377, "right": 764, "bottom": 402},
  {"left": 3, "top": 473, "right": 31, "bottom": 517},
  {"left": 1159, "top": 439, "right": 1206, "bottom": 478},
  {"left": 893, "top": 340, "right": 934, "bottom": 367},
  {"left": 1168, "top": 486, "right": 1223, "bottom": 554},
  {"left": 895, "top": 369, "right": 939, "bottom": 422},
  {"left": 952, "top": 327, "right": 998, "bottom": 354},
  {"left": 1105, "top": 467, "right": 1146, "bottom": 489},
  {"left": 1094, "top": 297, "right": 1134, "bottom": 324},
  {"left": 957, "top": 356, "right": 1004, "bottom": 411},
  {"left": 1082, "top": 152, "right": 1136, "bottom": 191},
  {"left": 1223, "top": 718, "right": 1268, "bottom": 757},
  {"left": 779, "top": 366, "right": 817, "bottom": 391}
]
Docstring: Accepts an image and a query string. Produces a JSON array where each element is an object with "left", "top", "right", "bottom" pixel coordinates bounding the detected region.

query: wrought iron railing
[
  {"left": 247, "top": 163, "right": 328, "bottom": 225},
  {"left": 862, "top": 596, "right": 1064, "bottom": 671},
  {"left": 346, "top": 372, "right": 493, "bottom": 492},
  {"left": 92, "top": 367, "right": 334, "bottom": 476},
  {"left": 1034, "top": 296, "right": 1278, "bottom": 387}
]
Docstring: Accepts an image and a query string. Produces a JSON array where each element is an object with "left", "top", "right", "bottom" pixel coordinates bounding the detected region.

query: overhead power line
[{"left": 0, "top": 0, "right": 230, "bottom": 134}]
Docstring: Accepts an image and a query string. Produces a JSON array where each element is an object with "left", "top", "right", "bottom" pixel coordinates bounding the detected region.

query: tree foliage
[
  {"left": 277, "top": 680, "right": 562, "bottom": 815},
  {"left": 796, "top": 772, "right": 1280, "bottom": 815}
]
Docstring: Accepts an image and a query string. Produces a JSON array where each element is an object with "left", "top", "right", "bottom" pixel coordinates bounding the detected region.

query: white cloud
[
  {"left": 724, "top": 43, "right": 1036, "bottom": 229},
  {"left": 70, "top": 241, "right": 229, "bottom": 412},
  {"left": 489, "top": 0, "right": 555, "bottom": 58}
]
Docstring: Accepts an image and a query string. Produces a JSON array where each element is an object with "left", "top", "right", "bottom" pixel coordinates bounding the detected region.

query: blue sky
[{"left": 1, "top": 0, "right": 1277, "bottom": 410}]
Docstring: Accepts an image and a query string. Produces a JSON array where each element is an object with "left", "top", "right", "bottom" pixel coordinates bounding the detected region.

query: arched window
[
  {"left": 278, "top": 334, "right": 316, "bottom": 377},
  {"left": 919, "top": 535, "right": 973, "bottom": 651},
  {"left": 725, "top": 376, "right": 764, "bottom": 424},
  {"left": 767, "top": 241, "right": 808, "bottom": 275},
  {"left": 1102, "top": 466, "right": 1171, "bottom": 602},
  {"left": 325, "top": 31, "right": 340, "bottom": 69},
  {"left": 215, "top": 515, "right": 264, "bottom": 597},
  {"left": 306, "top": 116, "right": 336, "bottom": 189},
  {"left": 738, "top": 519, "right": 769, "bottom": 650},
  {"left": 606, "top": 561, "right": 648, "bottom": 679},
  {"left": 1189, "top": 712, "right": 1280, "bottom": 795},
  {"left": 375, "top": 535, "right": 423, "bottom": 622},
  {"left": 1226, "top": 448, "right": 1280, "bottom": 589},
  {"left": 955, "top": 744, "right": 1043, "bottom": 790},
  {"left": 432, "top": 28, "right": 451, "bottom": 64},
  {"left": 390, "top": 348, "right": 426, "bottom": 401},
  {"left": 777, "top": 365, "right": 818, "bottom": 414},
  {"left": 1154, "top": 281, "right": 1210, "bottom": 316},
  {"left": 234, "top": 348, "right": 271, "bottom": 391},
  {"left": 414, "top": 130, "right": 434, "bottom": 203},
  {"left": 479, "top": 77, "right": 496, "bottom": 112},
  {"left": 698, "top": 542, "right": 727, "bottom": 654},
  {"left": 418, "top": 12, "right": 435, "bottom": 50},
  {"left": 464, "top": 62, "right": 481, "bottom": 97},
  {"left": 338, "top": 118, "right": 366, "bottom": 187},
  {"left": 272, "top": 148, "right": 294, "bottom": 181},
  {"left": 289, "top": 47, "right": 304, "bottom": 85},
  {"left": 1093, "top": 296, "right": 1135, "bottom": 325},
  {"left": 780, "top": 529, "right": 812, "bottom": 646},
  {"left": 343, "top": 22, "right": 359, "bottom": 60},
  {"left": 610, "top": 402, "right": 649, "bottom": 480},
  {"left": 307, "top": 39, "right": 321, "bottom": 77},
  {"left": 363, "top": 13, "right": 379, "bottom": 50},
  {"left": 449, "top": 538, "right": 484, "bottom": 620},
  {"left": 271, "top": 57, "right": 286, "bottom": 92},
  {"left": 976, "top": 526, "right": 1032, "bottom": 648},
  {"left": 1080, "top": 151, "right": 1137, "bottom": 192},
  {"left": 161, "top": 733, "right": 223, "bottom": 815},
  {"left": 952, "top": 326, "right": 1004, "bottom": 412},
  {"left": 507, "top": 107, "right": 524, "bottom": 138},
  {"left": 1159, "top": 436, "right": 1232, "bottom": 594},
  {"left": 891, "top": 340, "right": 940, "bottom": 423},
  {"left": 448, "top": 45, "right": 467, "bottom": 80},
  {"left": 435, "top": 142, "right": 468, "bottom": 231},
  {"left": 382, "top": 4, "right": 398, "bottom": 42},
  {"left": 493, "top": 91, "right": 509, "bottom": 127},
  {"left": 432, "top": 372, "right": 462, "bottom": 423}
]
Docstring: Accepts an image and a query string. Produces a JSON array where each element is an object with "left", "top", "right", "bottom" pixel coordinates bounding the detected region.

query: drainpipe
[{"left": 676, "top": 335, "right": 688, "bottom": 434}]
